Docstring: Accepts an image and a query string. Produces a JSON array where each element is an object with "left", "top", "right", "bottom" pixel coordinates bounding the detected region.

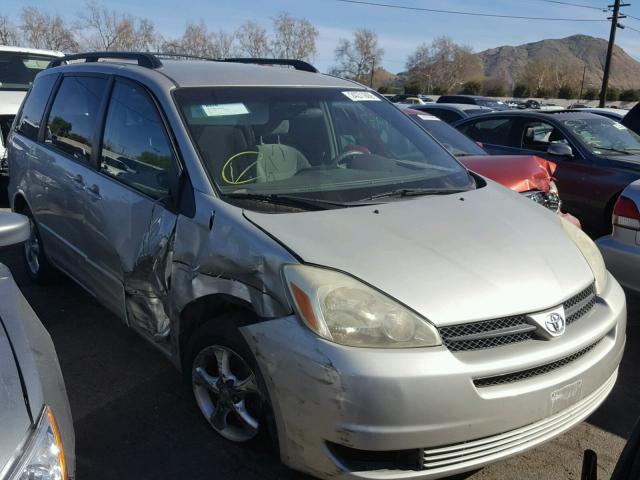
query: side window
[
  {"left": 44, "top": 76, "right": 108, "bottom": 163},
  {"left": 100, "top": 81, "right": 175, "bottom": 200},
  {"left": 15, "top": 74, "right": 57, "bottom": 142},
  {"left": 458, "top": 118, "right": 515, "bottom": 146},
  {"left": 521, "top": 120, "right": 568, "bottom": 152}
]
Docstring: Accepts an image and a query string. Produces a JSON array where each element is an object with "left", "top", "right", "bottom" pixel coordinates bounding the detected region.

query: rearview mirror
[
  {"left": 547, "top": 143, "right": 573, "bottom": 157},
  {"left": 0, "top": 213, "right": 30, "bottom": 247}
]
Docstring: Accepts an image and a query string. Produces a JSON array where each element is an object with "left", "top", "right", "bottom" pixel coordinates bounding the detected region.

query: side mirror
[
  {"left": 547, "top": 143, "right": 573, "bottom": 157},
  {"left": 0, "top": 213, "right": 30, "bottom": 248}
]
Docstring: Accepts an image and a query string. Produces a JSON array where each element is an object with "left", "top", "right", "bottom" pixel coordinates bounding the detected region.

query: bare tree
[
  {"left": 0, "top": 15, "right": 20, "bottom": 46},
  {"left": 236, "top": 20, "right": 269, "bottom": 57},
  {"left": 21, "top": 7, "right": 78, "bottom": 52},
  {"left": 162, "top": 22, "right": 236, "bottom": 58},
  {"left": 270, "top": 13, "right": 318, "bottom": 61},
  {"left": 211, "top": 30, "right": 237, "bottom": 58},
  {"left": 79, "top": 1, "right": 158, "bottom": 51},
  {"left": 405, "top": 37, "right": 482, "bottom": 93},
  {"left": 331, "top": 29, "right": 383, "bottom": 85}
]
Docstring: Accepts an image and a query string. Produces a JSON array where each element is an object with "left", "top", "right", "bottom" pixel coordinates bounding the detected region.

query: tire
[
  {"left": 185, "top": 313, "right": 278, "bottom": 447},
  {"left": 22, "top": 207, "right": 57, "bottom": 284}
]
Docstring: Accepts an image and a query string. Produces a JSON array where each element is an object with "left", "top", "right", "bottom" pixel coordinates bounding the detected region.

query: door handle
[
  {"left": 85, "top": 184, "right": 102, "bottom": 200},
  {"left": 71, "top": 173, "right": 84, "bottom": 184}
]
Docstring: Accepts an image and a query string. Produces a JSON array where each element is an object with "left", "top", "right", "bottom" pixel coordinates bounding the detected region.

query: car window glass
[
  {"left": 521, "top": 120, "right": 568, "bottom": 152},
  {"left": 44, "top": 76, "right": 108, "bottom": 163},
  {"left": 100, "top": 81, "right": 175, "bottom": 200},
  {"left": 15, "top": 74, "right": 57, "bottom": 142},
  {"left": 458, "top": 117, "right": 515, "bottom": 146}
]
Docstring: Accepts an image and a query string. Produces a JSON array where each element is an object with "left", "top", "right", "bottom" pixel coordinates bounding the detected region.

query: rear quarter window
[
  {"left": 458, "top": 117, "right": 516, "bottom": 146},
  {"left": 15, "top": 74, "right": 58, "bottom": 142}
]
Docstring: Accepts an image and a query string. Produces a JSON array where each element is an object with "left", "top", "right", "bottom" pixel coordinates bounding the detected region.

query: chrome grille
[
  {"left": 473, "top": 338, "right": 602, "bottom": 388},
  {"left": 439, "top": 284, "right": 596, "bottom": 352}
]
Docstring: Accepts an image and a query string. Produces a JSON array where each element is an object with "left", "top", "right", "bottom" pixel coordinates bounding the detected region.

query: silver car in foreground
[
  {"left": 597, "top": 180, "right": 640, "bottom": 293},
  {"left": 0, "top": 213, "right": 74, "bottom": 480},
  {"left": 7, "top": 52, "right": 625, "bottom": 479}
]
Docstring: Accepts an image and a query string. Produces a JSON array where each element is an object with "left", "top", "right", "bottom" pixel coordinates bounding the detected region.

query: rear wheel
[{"left": 22, "top": 208, "right": 56, "bottom": 284}]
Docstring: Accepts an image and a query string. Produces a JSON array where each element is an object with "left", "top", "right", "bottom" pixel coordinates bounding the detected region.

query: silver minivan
[{"left": 7, "top": 52, "right": 626, "bottom": 479}]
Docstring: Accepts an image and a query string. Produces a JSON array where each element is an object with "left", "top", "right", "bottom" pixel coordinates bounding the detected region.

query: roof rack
[
  {"left": 221, "top": 58, "right": 318, "bottom": 73},
  {"left": 48, "top": 51, "right": 162, "bottom": 69},
  {"left": 48, "top": 51, "right": 319, "bottom": 74}
]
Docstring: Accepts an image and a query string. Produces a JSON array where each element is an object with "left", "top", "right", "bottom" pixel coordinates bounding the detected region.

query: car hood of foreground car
[
  {"left": 460, "top": 155, "right": 556, "bottom": 193},
  {"left": 0, "top": 316, "right": 31, "bottom": 474},
  {"left": 244, "top": 181, "right": 595, "bottom": 326}
]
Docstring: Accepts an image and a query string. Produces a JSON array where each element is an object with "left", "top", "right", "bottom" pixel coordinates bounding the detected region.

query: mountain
[{"left": 476, "top": 34, "right": 640, "bottom": 90}]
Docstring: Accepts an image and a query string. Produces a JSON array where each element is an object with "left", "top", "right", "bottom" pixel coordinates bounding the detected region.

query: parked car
[
  {"left": 408, "top": 102, "right": 493, "bottom": 124},
  {"left": 437, "top": 94, "right": 510, "bottom": 110},
  {"left": 0, "top": 46, "right": 64, "bottom": 182},
  {"left": 8, "top": 52, "right": 626, "bottom": 480},
  {"left": 389, "top": 93, "right": 433, "bottom": 104},
  {"left": 455, "top": 110, "right": 640, "bottom": 236},
  {"left": 394, "top": 96, "right": 425, "bottom": 105},
  {"left": 404, "top": 109, "right": 580, "bottom": 226},
  {"left": 596, "top": 179, "right": 640, "bottom": 293},
  {"left": 0, "top": 212, "right": 74, "bottom": 479}
]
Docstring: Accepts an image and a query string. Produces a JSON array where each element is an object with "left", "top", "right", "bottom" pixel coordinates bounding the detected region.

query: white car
[{"left": 0, "top": 46, "right": 64, "bottom": 176}]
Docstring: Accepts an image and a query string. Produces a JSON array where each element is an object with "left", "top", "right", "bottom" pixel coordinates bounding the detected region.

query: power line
[
  {"left": 335, "top": 0, "right": 607, "bottom": 21},
  {"left": 533, "top": 0, "right": 607, "bottom": 11}
]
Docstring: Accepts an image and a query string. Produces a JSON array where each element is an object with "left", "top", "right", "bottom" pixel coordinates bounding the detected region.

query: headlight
[
  {"left": 523, "top": 181, "right": 561, "bottom": 212},
  {"left": 283, "top": 264, "right": 441, "bottom": 348},
  {"left": 8, "top": 406, "right": 67, "bottom": 480},
  {"left": 561, "top": 217, "right": 608, "bottom": 295}
]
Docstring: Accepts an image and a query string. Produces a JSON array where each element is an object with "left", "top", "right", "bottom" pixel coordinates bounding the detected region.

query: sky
[{"left": 7, "top": 0, "right": 640, "bottom": 73}]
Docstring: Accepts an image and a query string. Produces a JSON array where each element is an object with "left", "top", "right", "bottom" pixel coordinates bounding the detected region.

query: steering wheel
[
  {"left": 333, "top": 145, "right": 371, "bottom": 167},
  {"left": 221, "top": 151, "right": 262, "bottom": 185}
]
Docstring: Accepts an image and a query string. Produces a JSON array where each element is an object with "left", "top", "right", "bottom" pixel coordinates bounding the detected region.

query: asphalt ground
[{"left": 1, "top": 201, "right": 639, "bottom": 480}]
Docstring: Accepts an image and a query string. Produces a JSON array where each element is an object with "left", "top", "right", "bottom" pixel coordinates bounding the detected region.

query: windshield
[
  {"left": 562, "top": 117, "right": 640, "bottom": 156},
  {"left": 0, "top": 52, "right": 55, "bottom": 91},
  {"left": 477, "top": 100, "right": 508, "bottom": 110},
  {"left": 176, "top": 87, "right": 474, "bottom": 206},
  {"left": 409, "top": 114, "right": 486, "bottom": 157}
]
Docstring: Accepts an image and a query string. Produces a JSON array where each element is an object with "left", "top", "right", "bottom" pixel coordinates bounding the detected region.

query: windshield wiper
[
  {"left": 593, "top": 146, "right": 633, "bottom": 155},
  {"left": 361, "top": 187, "right": 468, "bottom": 201},
  {"left": 224, "top": 192, "right": 353, "bottom": 210}
]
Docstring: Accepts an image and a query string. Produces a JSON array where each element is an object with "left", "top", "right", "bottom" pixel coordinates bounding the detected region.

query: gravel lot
[{"left": 1, "top": 203, "right": 638, "bottom": 480}]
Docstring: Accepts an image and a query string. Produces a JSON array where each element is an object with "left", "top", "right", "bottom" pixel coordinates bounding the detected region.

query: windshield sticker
[
  {"left": 418, "top": 114, "right": 439, "bottom": 121},
  {"left": 613, "top": 122, "right": 627, "bottom": 130},
  {"left": 342, "top": 91, "right": 381, "bottom": 102},
  {"left": 201, "top": 103, "right": 249, "bottom": 117}
]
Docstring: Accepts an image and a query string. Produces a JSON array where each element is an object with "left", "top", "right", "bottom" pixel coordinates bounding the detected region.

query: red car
[{"left": 403, "top": 108, "right": 580, "bottom": 227}]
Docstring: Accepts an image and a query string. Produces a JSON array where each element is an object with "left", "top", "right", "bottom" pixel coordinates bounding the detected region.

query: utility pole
[
  {"left": 370, "top": 57, "right": 375, "bottom": 88},
  {"left": 599, "top": 0, "right": 628, "bottom": 107},
  {"left": 579, "top": 65, "right": 587, "bottom": 101}
]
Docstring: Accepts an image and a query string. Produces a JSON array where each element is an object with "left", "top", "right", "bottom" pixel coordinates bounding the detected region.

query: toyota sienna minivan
[{"left": 7, "top": 52, "right": 626, "bottom": 479}]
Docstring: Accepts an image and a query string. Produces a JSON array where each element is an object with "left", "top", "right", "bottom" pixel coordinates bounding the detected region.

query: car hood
[
  {"left": 460, "top": 155, "right": 555, "bottom": 193},
  {"left": 0, "top": 316, "right": 31, "bottom": 474},
  {"left": 0, "top": 91, "right": 26, "bottom": 116},
  {"left": 244, "top": 182, "right": 594, "bottom": 326}
]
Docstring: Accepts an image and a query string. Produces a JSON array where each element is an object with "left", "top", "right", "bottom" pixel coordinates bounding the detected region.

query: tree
[
  {"left": 405, "top": 37, "right": 482, "bottom": 94},
  {"left": 459, "top": 80, "right": 481, "bottom": 95},
  {"left": 619, "top": 89, "right": 639, "bottom": 102},
  {"left": 270, "top": 13, "right": 318, "bottom": 61},
  {"left": 236, "top": 21, "right": 269, "bottom": 57},
  {"left": 517, "top": 61, "right": 552, "bottom": 97},
  {"left": 0, "top": 15, "right": 19, "bottom": 46},
  {"left": 331, "top": 29, "right": 384, "bottom": 86},
  {"left": 606, "top": 88, "right": 620, "bottom": 101},
  {"left": 513, "top": 83, "right": 529, "bottom": 98},
  {"left": 162, "top": 22, "right": 236, "bottom": 58},
  {"left": 21, "top": 7, "right": 78, "bottom": 51},
  {"left": 557, "top": 85, "right": 576, "bottom": 100},
  {"left": 78, "top": 2, "right": 158, "bottom": 51},
  {"left": 583, "top": 88, "right": 598, "bottom": 100},
  {"left": 482, "top": 78, "right": 507, "bottom": 97},
  {"left": 377, "top": 85, "right": 390, "bottom": 94}
]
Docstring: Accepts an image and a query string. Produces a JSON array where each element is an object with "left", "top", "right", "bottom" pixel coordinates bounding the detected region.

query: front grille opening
[
  {"left": 474, "top": 338, "right": 603, "bottom": 388},
  {"left": 439, "top": 284, "right": 596, "bottom": 352},
  {"left": 327, "top": 442, "right": 423, "bottom": 472}
]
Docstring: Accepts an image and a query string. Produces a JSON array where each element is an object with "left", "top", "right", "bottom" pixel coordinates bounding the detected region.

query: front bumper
[
  {"left": 243, "top": 274, "right": 626, "bottom": 479},
  {"left": 597, "top": 233, "right": 640, "bottom": 293}
]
